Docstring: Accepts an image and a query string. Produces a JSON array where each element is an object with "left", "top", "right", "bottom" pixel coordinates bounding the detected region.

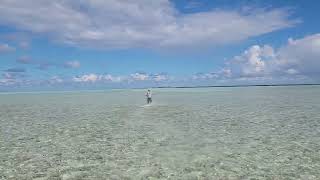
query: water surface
[{"left": 1, "top": 86, "right": 320, "bottom": 179}]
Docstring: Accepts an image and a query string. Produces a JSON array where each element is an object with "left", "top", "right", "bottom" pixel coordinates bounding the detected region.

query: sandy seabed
[{"left": 1, "top": 86, "right": 320, "bottom": 179}]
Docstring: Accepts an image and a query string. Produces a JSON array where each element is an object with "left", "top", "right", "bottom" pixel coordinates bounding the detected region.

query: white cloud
[
  {"left": 71, "top": 72, "right": 169, "bottom": 84},
  {"left": 129, "top": 72, "right": 170, "bottom": 82},
  {"left": 0, "top": 78, "right": 15, "bottom": 86},
  {"left": 228, "top": 45, "right": 275, "bottom": 77},
  {"left": 64, "top": 60, "right": 81, "bottom": 68},
  {"left": 0, "top": 0, "right": 297, "bottom": 49},
  {"left": 275, "top": 34, "right": 320, "bottom": 77},
  {"left": 102, "top": 74, "right": 122, "bottom": 82},
  {"left": 152, "top": 73, "right": 169, "bottom": 82},
  {"left": 72, "top": 73, "right": 124, "bottom": 83},
  {"left": 73, "top": 73, "right": 98, "bottom": 82},
  {"left": 222, "top": 33, "right": 320, "bottom": 82},
  {"left": 286, "top": 68, "right": 299, "bottom": 75},
  {"left": 0, "top": 43, "right": 15, "bottom": 53},
  {"left": 49, "top": 76, "right": 63, "bottom": 83},
  {"left": 130, "top": 72, "right": 149, "bottom": 81},
  {"left": 221, "top": 68, "right": 232, "bottom": 78},
  {"left": 1, "top": 71, "right": 27, "bottom": 86},
  {"left": 2, "top": 72, "right": 14, "bottom": 79}
]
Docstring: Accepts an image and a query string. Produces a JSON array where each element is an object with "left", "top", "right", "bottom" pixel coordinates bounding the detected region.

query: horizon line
[{"left": 0, "top": 83, "right": 319, "bottom": 94}]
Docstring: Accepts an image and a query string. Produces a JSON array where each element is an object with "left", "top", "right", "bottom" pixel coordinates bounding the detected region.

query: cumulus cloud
[
  {"left": 0, "top": 43, "right": 15, "bottom": 53},
  {"left": 72, "top": 74, "right": 124, "bottom": 83},
  {"left": 228, "top": 45, "right": 275, "bottom": 77},
  {"left": 0, "top": 78, "right": 16, "bottom": 86},
  {"left": 2, "top": 72, "right": 16, "bottom": 79},
  {"left": 72, "top": 72, "right": 170, "bottom": 84},
  {"left": 64, "top": 60, "right": 81, "bottom": 68},
  {"left": 1, "top": 67, "right": 27, "bottom": 86},
  {"left": 152, "top": 73, "right": 169, "bottom": 82},
  {"left": 275, "top": 34, "right": 320, "bottom": 77},
  {"left": 102, "top": 74, "right": 122, "bottom": 82},
  {"left": 73, "top": 73, "right": 99, "bottom": 82},
  {"left": 130, "top": 72, "right": 149, "bottom": 81},
  {"left": 2, "top": 72, "right": 26, "bottom": 79},
  {"left": 216, "top": 33, "right": 320, "bottom": 82},
  {"left": 1, "top": 69, "right": 27, "bottom": 86},
  {"left": 0, "top": 0, "right": 297, "bottom": 49},
  {"left": 49, "top": 76, "right": 63, "bottom": 83}
]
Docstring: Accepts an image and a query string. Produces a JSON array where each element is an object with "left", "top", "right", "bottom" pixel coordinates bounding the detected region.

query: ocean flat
[{"left": 1, "top": 86, "right": 320, "bottom": 179}]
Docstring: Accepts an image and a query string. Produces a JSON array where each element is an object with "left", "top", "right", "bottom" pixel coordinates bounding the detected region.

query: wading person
[{"left": 145, "top": 89, "right": 152, "bottom": 104}]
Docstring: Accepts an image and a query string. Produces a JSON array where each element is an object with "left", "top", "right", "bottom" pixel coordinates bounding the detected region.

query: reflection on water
[{"left": 1, "top": 86, "right": 320, "bottom": 179}]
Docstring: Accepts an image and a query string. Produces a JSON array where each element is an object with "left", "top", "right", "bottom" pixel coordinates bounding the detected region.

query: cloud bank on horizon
[
  {"left": 193, "top": 34, "right": 320, "bottom": 85},
  {"left": 0, "top": 0, "right": 319, "bottom": 89}
]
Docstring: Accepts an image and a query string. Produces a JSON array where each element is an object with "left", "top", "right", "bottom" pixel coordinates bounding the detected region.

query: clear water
[{"left": 1, "top": 86, "right": 320, "bottom": 179}]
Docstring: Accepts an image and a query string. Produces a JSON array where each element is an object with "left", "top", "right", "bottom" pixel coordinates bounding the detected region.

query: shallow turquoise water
[{"left": 1, "top": 86, "right": 320, "bottom": 179}]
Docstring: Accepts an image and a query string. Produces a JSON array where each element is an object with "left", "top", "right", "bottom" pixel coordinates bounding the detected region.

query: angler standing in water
[{"left": 145, "top": 89, "right": 152, "bottom": 104}]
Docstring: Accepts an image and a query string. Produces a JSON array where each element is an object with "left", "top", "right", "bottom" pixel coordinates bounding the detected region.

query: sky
[{"left": 0, "top": 0, "right": 319, "bottom": 90}]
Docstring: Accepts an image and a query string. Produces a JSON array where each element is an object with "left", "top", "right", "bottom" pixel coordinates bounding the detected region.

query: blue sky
[{"left": 0, "top": 0, "right": 319, "bottom": 90}]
